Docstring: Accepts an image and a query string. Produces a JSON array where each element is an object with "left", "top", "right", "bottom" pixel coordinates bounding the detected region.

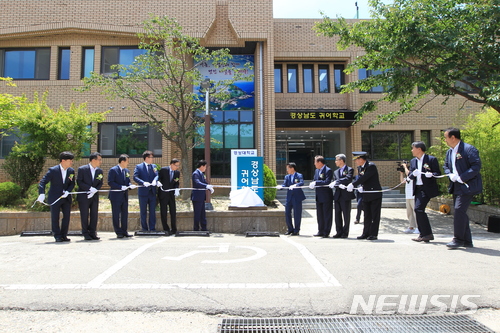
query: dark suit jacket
[
  {"left": 281, "top": 172, "right": 306, "bottom": 203},
  {"left": 108, "top": 165, "right": 130, "bottom": 202},
  {"left": 352, "top": 161, "right": 382, "bottom": 202},
  {"left": 314, "top": 165, "right": 334, "bottom": 203},
  {"left": 191, "top": 168, "right": 208, "bottom": 202},
  {"left": 76, "top": 164, "right": 104, "bottom": 201},
  {"left": 133, "top": 162, "right": 158, "bottom": 197},
  {"left": 409, "top": 154, "right": 440, "bottom": 198},
  {"left": 39, "top": 165, "right": 76, "bottom": 204},
  {"left": 333, "top": 166, "right": 356, "bottom": 201},
  {"left": 158, "top": 166, "right": 180, "bottom": 200},
  {"left": 444, "top": 141, "right": 483, "bottom": 195}
]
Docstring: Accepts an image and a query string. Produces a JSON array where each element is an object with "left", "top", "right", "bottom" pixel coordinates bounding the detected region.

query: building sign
[
  {"left": 237, "top": 156, "right": 264, "bottom": 200},
  {"left": 231, "top": 149, "right": 258, "bottom": 192},
  {"left": 275, "top": 109, "right": 357, "bottom": 128}
]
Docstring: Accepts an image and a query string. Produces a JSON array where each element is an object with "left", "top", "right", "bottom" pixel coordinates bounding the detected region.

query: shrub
[
  {"left": 263, "top": 163, "right": 277, "bottom": 206},
  {"left": 25, "top": 183, "right": 50, "bottom": 212},
  {"left": 0, "top": 182, "right": 23, "bottom": 206}
]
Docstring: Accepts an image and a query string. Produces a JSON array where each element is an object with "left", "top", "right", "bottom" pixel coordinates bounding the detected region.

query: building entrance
[{"left": 276, "top": 130, "right": 345, "bottom": 180}]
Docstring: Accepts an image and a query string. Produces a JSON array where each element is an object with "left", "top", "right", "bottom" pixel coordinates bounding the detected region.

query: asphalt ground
[{"left": 0, "top": 207, "right": 499, "bottom": 332}]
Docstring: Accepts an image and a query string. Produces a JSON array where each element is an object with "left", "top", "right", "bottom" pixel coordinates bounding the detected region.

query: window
[
  {"left": 421, "top": 130, "right": 431, "bottom": 149},
  {"left": 287, "top": 64, "right": 298, "bottom": 93},
  {"left": 58, "top": 48, "right": 70, "bottom": 80},
  {"left": 0, "top": 131, "right": 21, "bottom": 158},
  {"left": 302, "top": 65, "right": 314, "bottom": 93},
  {"left": 334, "top": 64, "right": 345, "bottom": 93},
  {"left": 82, "top": 47, "right": 94, "bottom": 78},
  {"left": 101, "top": 46, "right": 147, "bottom": 76},
  {"left": 193, "top": 110, "right": 254, "bottom": 177},
  {"left": 274, "top": 64, "right": 282, "bottom": 93},
  {"left": 98, "top": 123, "right": 162, "bottom": 157},
  {"left": 318, "top": 65, "right": 330, "bottom": 93},
  {"left": 0, "top": 48, "right": 50, "bottom": 79},
  {"left": 362, "top": 131, "right": 413, "bottom": 160},
  {"left": 358, "top": 68, "right": 385, "bottom": 93}
]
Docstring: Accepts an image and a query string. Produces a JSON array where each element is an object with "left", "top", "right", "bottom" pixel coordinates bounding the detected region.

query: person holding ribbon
[
  {"left": 157, "top": 158, "right": 181, "bottom": 235},
  {"left": 134, "top": 150, "right": 159, "bottom": 232},
  {"left": 191, "top": 160, "right": 214, "bottom": 232},
  {"left": 276, "top": 162, "right": 305, "bottom": 236},
  {"left": 309, "top": 155, "right": 334, "bottom": 238},
  {"left": 37, "top": 151, "right": 75, "bottom": 243}
]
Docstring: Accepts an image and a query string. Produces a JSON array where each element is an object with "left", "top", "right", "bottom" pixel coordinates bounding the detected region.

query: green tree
[
  {"left": 315, "top": 0, "right": 500, "bottom": 126},
  {"left": 80, "top": 15, "right": 252, "bottom": 191}
]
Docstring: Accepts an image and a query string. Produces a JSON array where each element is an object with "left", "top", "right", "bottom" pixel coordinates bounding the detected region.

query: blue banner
[{"left": 237, "top": 156, "right": 263, "bottom": 200}]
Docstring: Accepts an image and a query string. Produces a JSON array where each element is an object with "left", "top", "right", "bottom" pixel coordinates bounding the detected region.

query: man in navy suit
[
  {"left": 134, "top": 150, "right": 158, "bottom": 231},
  {"left": 309, "top": 155, "right": 334, "bottom": 238},
  {"left": 108, "top": 154, "right": 136, "bottom": 238},
  {"left": 443, "top": 128, "right": 483, "bottom": 248},
  {"left": 157, "top": 158, "right": 181, "bottom": 234},
  {"left": 329, "top": 154, "right": 356, "bottom": 238},
  {"left": 277, "top": 162, "right": 306, "bottom": 235},
  {"left": 349, "top": 152, "right": 382, "bottom": 240},
  {"left": 77, "top": 152, "right": 104, "bottom": 240},
  {"left": 191, "top": 160, "right": 214, "bottom": 231},
  {"left": 408, "top": 142, "right": 441, "bottom": 243},
  {"left": 37, "top": 151, "right": 76, "bottom": 242}
]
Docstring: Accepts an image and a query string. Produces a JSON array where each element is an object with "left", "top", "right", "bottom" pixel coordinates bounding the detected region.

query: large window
[
  {"left": 274, "top": 64, "right": 282, "bottom": 93},
  {"left": 101, "top": 46, "right": 147, "bottom": 76},
  {"left": 0, "top": 131, "right": 21, "bottom": 158},
  {"left": 82, "top": 47, "right": 95, "bottom": 78},
  {"left": 0, "top": 48, "right": 50, "bottom": 79},
  {"left": 287, "top": 65, "right": 298, "bottom": 93},
  {"left": 302, "top": 65, "right": 314, "bottom": 93},
  {"left": 193, "top": 110, "right": 254, "bottom": 177},
  {"left": 318, "top": 65, "right": 330, "bottom": 93},
  {"left": 99, "top": 123, "right": 162, "bottom": 157},
  {"left": 58, "top": 48, "right": 70, "bottom": 80},
  {"left": 362, "top": 131, "right": 413, "bottom": 160},
  {"left": 334, "top": 64, "right": 345, "bottom": 93},
  {"left": 358, "top": 69, "right": 386, "bottom": 93}
]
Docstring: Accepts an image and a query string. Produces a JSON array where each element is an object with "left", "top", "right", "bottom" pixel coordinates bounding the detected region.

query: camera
[{"left": 396, "top": 160, "right": 408, "bottom": 172}]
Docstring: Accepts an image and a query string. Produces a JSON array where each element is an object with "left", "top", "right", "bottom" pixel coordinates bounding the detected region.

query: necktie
[
  {"left": 123, "top": 169, "right": 126, "bottom": 182},
  {"left": 148, "top": 164, "right": 153, "bottom": 178},
  {"left": 170, "top": 170, "right": 174, "bottom": 181}
]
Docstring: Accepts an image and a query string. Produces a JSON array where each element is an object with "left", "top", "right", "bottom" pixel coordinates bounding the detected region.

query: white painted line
[
  {"left": 280, "top": 235, "right": 342, "bottom": 287},
  {"left": 87, "top": 237, "right": 170, "bottom": 287}
]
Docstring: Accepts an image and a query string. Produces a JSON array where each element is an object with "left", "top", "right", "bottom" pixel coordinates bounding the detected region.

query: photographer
[{"left": 398, "top": 161, "right": 418, "bottom": 234}]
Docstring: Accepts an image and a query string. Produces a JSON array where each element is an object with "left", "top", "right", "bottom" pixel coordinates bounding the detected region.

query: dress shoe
[
  {"left": 332, "top": 234, "right": 342, "bottom": 238},
  {"left": 90, "top": 235, "right": 100, "bottom": 240},
  {"left": 341, "top": 235, "right": 348, "bottom": 238},
  {"left": 354, "top": 220, "right": 360, "bottom": 224},
  {"left": 83, "top": 235, "right": 93, "bottom": 241},
  {"left": 117, "top": 234, "right": 125, "bottom": 238},
  {"left": 291, "top": 232, "right": 299, "bottom": 236},
  {"left": 284, "top": 231, "right": 293, "bottom": 235},
  {"left": 420, "top": 234, "right": 434, "bottom": 242},
  {"left": 321, "top": 235, "right": 329, "bottom": 238},
  {"left": 124, "top": 233, "right": 133, "bottom": 237},
  {"left": 357, "top": 235, "right": 368, "bottom": 239},
  {"left": 62, "top": 237, "right": 71, "bottom": 242},
  {"left": 367, "top": 236, "right": 378, "bottom": 240},
  {"left": 313, "top": 233, "right": 324, "bottom": 237},
  {"left": 446, "top": 240, "right": 465, "bottom": 249},
  {"left": 55, "top": 238, "right": 64, "bottom": 242}
]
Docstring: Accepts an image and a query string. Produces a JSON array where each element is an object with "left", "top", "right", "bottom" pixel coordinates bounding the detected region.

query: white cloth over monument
[{"left": 229, "top": 187, "right": 265, "bottom": 207}]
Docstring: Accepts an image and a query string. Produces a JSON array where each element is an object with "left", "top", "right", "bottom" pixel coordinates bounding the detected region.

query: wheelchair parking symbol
[{"left": 162, "top": 243, "right": 267, "bottom": 264}]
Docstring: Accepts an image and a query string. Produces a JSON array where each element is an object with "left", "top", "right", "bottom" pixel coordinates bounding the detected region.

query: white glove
[
  {"left": 61, "top": 191, "right": 70, "bottom": 198},
  {"left": 424, "top": 172, "right": 433, "bottom": 178},
  {"left": 121, "top": 185, "right": 128, "bottom": 191},
  {"left": 289, "top": 184, "right": 297, "bottom": 190},
  {"left": 128, "top": 184, "right": 137, "bottom": 190},
  {"left": 357, "top": 186, "right": 364, "bottom": 193},
  {"left": 457, "top": 176, "right": 464, "bottom": 184},
  {"left": 209, "top": 188, "right": 214, "bottom": 194},
  {"left": 37, "top": 194, "right": 45, "bottom": 203},
  {"left": 156, "top": 181, "right": 163, "bottom": 187},
  {"left": 151, "top": 180, "right": 157, "bottom": 187},
  {"left": 276, "top": 185, "right": 283, "bottom": 190},
  {"left": 346, "top": 183, "right": 354, "bottom": 192},
  {"left": 89, "top": 187, "right": 98, "bottom": 194},
  {"left": 328, "top": 181, "right": 337, "bottom": 189},
  {"left": 339, "top": 184, "right": 347, "bottom": 190},
  {"left": 143, "top": 182, "right": 151, "bottom": 187},
  {"left": 308, "top": 181, "right": 316, "bottom": 189},
  {"left": 412, "top": 169, "right": 421, "bottom": 177},
  {"left": 449, "top": 173, "right": 459, "bottom": 182},
  {"left": 87, "top": 192, "right": 95, "bottom": 199},
  {"left": 174, "top": 189, "right": 180, "bottom": 196},
  {"left": 206, "top": 184, "right": 214, "bottom": 190}
]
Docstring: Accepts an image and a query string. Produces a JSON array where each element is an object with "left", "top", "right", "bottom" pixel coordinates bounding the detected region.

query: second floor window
[
  {"left": 99, "top": 123, "right": 162, "bottom": 157},
  {"left": 318, "top": 65, "right": 330, "bottom": 93},
  {"left": 82, "top": 47, "right": 95, "bottom": 78},
  {"left": 303, "top": 65, "right": 314, "bottom": 93},
  {"left": 0, "top": 48, "right": 50, "bottom": 80},
  {"left": 274, "top": 64, "right": 282, "bottom": 93},
  {"left": 362, "top": 131, "right": 413, "bottom": 160},
  {"left": 287, "top": 65, "right": 298, "bottom": 93},
  {"left": 58, "top": 48, "right": 70, "bottom": 80},
  {"left": 101, "top": 46, "right": 147, "bottom": 76},
  {"left": 358, "top": 69, "right": 386, "bottom": 93}
]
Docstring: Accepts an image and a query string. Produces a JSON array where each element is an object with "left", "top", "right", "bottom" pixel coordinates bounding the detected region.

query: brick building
[{"left": 0, "top": 0, "right": 480, "bottom": 188}]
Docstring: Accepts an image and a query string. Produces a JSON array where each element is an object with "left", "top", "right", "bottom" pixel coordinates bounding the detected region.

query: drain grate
[{"left": 217, "top": 315, "right": 494, "bottom": 333}]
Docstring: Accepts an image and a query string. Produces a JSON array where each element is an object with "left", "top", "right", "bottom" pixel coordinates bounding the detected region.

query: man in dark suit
[
  {"left": 308, "top": 155, "right": 334, "bottom": 238},
  {"left": 191, "top": 160, "right": 214, "bottom": 231},
  {"left": 108, "top": 154, "right": 136, "bottom": 238},
  {"left": 157, "top": 158, "right": 181, "bottom": 235},
  {"left": 443, "top": 128, "right": 483, "bottom": 249},
  {"left": 77, "top": 152, "right": 104, "bottom": 240},
  {"left": 408, "top": 142, "right": 441, "bottom": 243},
  {"left": 37, "top": 151, "right": 76, "bottom": 242},
  {"left": 134, "top": 150, "right": 158, "bottom": 231},
  {"left": 277, "top": 162, "right": 306, "bottom": 235},
  {"left": 349, "top": 152, "right": 382, "bottom": 240},
  {"left": 329, "top": 154, "right": 356, "bottom": 238}
]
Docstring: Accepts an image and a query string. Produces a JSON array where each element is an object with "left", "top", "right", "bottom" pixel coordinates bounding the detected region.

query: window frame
[
  {"left": 0, "top": 47, "right": 51, "bottom": 80},
  {"left": 302, "top": 64, "right": 314, "bottom": 93},
  {"left": 362, "top": 131, "right": 414, "bottom": 161},
  {"left": 98, "top": 122, "right": 162, "bottom": 157},
  {"left": 274, "top": 64, "right": 283, "bottom": 93}
]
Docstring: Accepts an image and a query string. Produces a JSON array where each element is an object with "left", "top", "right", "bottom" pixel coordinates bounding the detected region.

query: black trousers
[
  {"left": 361, "top": 197, "right": 382, "bottom": 237},
  {"left": 159, "top": 194, "right": 177, "bottom": 232},
  {"left": 453, "top": 194, "right": 473, "bottom": 243},
  {"left": 414, "top": 186, "right": 432, "bottom": 236},
  {"left": 79, "top": 195, "right": 99, "bottom": 237},
  {"left": 334, "top": 199, "right": 352, "bottom": 236},
  {"left": 51, "top": 197, "right": 71, "bottom": 240}
]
